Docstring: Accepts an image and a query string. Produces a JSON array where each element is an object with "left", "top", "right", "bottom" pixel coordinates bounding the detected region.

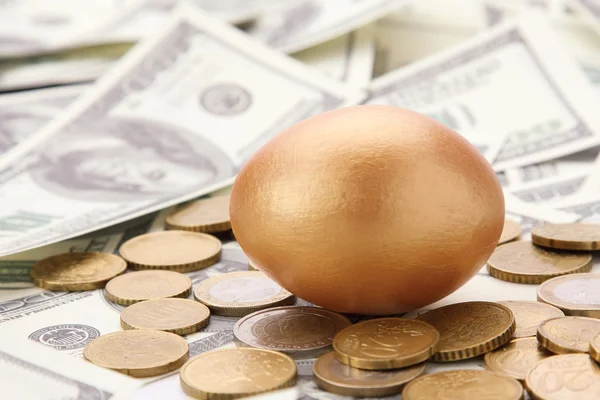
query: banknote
[
  {"left": 572, "top": 0, "right": 600, "bottom": 35},
  {"left": 509, "top": 172, "right": 589, "bottom": 205},
  {"left": 293, "top": 26, "right": 375, "bottom": 87},
  {"left": 0, "top": 86, "right": 85, "bottom": 156},
  {"left": 555, "top": 194, "right": 600, "bottom": 222},
  {"left": 249, "top": 0, "right": 409, "bottom": 54},
  {"left": 367, "top": 17, "right": 600, "bottom": 170},
  {"left": 0, "top": 6, "right": 364, "bottom": 257}
]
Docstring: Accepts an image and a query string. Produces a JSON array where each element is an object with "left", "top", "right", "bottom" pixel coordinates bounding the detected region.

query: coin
[
  {"left": 403, "top": 370, "right": 524, "bottom": 400},
  {"left": 120, "top": 298, "right": 210, "bottom": 335},
  {"left": 416, "top": 301, "right": 515, "bottom": 362},
  {"left": 105, "top": 270, "right": 192, "bottom": 305},
  {"left": 590, "top": 334, "right": 600, "bottom": 363},
  {"left": 248, "top": 260, "right": 259, "bottom": 271},
  {"left": 180, "top": 348, "right": 296, "bottom": 399},
  {"left": 233, "top": 306, "right": 352, "bottom": 358},
  {"left": 499, "top": 219, "right": 522, "bottom": 245},
  {"left": 537, "top": 316, "right": 600, "bottom": 354},
  {"left": 484, "top": 337, "right": 552, "bottom": 381},
  {"left": 83, "top": 330, "right": 188, "bottom": 377},
  {"left": 119, "top": 231, "right": 221, "bottom": 272},
  {"left": 498, "top": 300, "right": 565, "bottom": 338},
  {"left": 537, "top": 273, "right": 600, "bottom": 318},
  {"left": 313, "top": 351, "right": 425, "bottom": 397},
  {"left": 487, "top": 241, "right": 592, "bottom": 284},
  {"left": 532, "top": 222, "right": 600, "bottom": 250},
  {"left": 193, "top": 271, "right": 295, "bottom": 317},
  {"left": 332, "top": 318, "right": 439, "bottom": 370},
  {"left": 525, "top": 354, "right": 600, "bottom": 400},
  {"left": 166, "top": 195, "right": 231, "bottom": 233},
  {"left": 31, "top": 252, "right": 127, "bottom": 291}
]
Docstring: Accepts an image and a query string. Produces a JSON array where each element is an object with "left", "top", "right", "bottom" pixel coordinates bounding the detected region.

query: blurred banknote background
[{"left": 3, "top": 0, "right": 600, "bottom": 398}]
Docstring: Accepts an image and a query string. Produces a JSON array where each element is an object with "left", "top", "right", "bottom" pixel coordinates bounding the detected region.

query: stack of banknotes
[{"left": 3, "top": 0, "right": 600, "bottom": 398}]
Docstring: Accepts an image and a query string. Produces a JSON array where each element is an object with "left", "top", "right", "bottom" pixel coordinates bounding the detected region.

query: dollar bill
[
  {"left": 0, "top": 6, "right": 364, "bottom": 257},
  {"left": 572, "top": 0, "right": 600, "bottom": 34},
  {"left": 367, "top": 17, "right": 600, "bottom": 170},
  {"left": 509, "top": 172, "right": 589, "bottom": 204},
  {"left": 249, "top": 0, "right": 409, "bottom": 54}
]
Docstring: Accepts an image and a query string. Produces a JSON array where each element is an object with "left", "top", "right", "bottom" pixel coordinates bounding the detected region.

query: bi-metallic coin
[{"left": 537, "top": 273, "right": 600, "bottom": 318}]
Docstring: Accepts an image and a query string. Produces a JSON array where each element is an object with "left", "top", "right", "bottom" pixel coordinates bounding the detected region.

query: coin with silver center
[{"left": 537, "top": 273, "right": 600, "bottom": 318}]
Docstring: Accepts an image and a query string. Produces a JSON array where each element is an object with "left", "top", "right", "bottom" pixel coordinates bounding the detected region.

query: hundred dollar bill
[
  {"left": 293, "top": 26, "right": 375, "bottom": 87},
  {"left": 0, "top": 7, "right": 363, "bottom": 257},
  {"left": 509, "top": 172, "right": 589, "bottom": 204},
  {"left": 249, "top": 0, "right": 409, "bottom": 54},
  {"left": 367, "top": 17, "right": 600, "bottom": 170},
  {"left": 555, "top": 194, "right": 600, "bottom": 222}
]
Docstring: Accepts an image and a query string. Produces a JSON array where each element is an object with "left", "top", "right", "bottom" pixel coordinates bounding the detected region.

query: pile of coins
[{"left": 28, "top": 200, "right": 600, "bottom": 399}]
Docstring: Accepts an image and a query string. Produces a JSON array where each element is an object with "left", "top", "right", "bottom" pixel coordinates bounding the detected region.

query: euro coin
[
  {"left": 590, "top": 334, "right": 600, "bottom": 363},
  {"left": 313, "top": 351, "right": 425, "bottom": 397},
  {"left": 537, "top": 316, "right": 600, "bottom": 354},
  {"left": 180, "top": 348, "right": 296, "bottom": 399},
  {"left": 105, "top": 270, "right": 192, "bottom": 305},
  {"left": 333, "top": 318, "right": 439, "bottom": 370},
  {"left": 487, "top": 241, "right": 592, "bottom": 284},
  {"left": 525, "top": 354, "right": 600, "bottom": 399},
  {"left": 484, "top": 337, "right": 552, "bottom": 381},
  {"left": 120, "top": 298, "right": 210, "bottom": 335},
  {"left": 233, "top": 306, "right": 351, "bottom": 358},
  {"left": 193, "top": 271, "right": 295, "bottom": 316},
  {"left": 537, "top": 273, "right": 600, "bottom": 318},
  {"left": 31, "top": 252, "right": 126, "bottom": 291},
  {"left": 416, "top": 301, "right": 515, "bottom": 362},
  {"left": 532, "top": 222, "right": 600, "bottom": 250},
  {"left": 403, "top": 370, "right": 523, "bottom": 400},
  {"left": 498, "top": 300, "right": 564, "bottom": 338},
  {"left": 499, "top": 219, "right": 522, "bottom": 245},
  {"left": 119, "top": 231, "right": 221, "bottom": 272},
  {"left": 166, "top": 195, "right": 231, "bottom": 233},
  {"left": 83, "top": 330, "right": 188, "bottom": 377}
]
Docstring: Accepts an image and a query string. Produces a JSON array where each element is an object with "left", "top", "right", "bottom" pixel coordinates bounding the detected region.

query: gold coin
[
  {"left": 487, "top": 241, "right": 592, "bottom": 284},
  {"left": 105, "top": 270, "right": 192, "bottom": 305},
  {"left": 537, "top": 273, "right": 600, "bottom": 318},
  {"left": 83, "top": 330, "right": 188, "bottom": 377},
  {"left": 332, "top": 318, "right": 439, "bottom": 370},
  {"left": 233, "top": 306, "right": 351, "bottom": 358},
  {"left": 484, "top": 337, "right": 552, "bottom": 381},
  {"left": 120, "top": 298, "right": 210, "bottom": 335},
  {"left": 403, "top": 370, "right": 524, "bottom": 400},
  {"left": 119, "top": 231, "right": 221, "bottom": 272},
  {"left": 498, "top": 300, "right": 565, "bottom": 338},
  {"left": 313, "top": 351, "right": 425, "bottom": 397},
  {"left": 193, "top": 271, "right": 295, "bottom": 317},
  {"left": 31, "top": 252, "right": 126, "bottom": 291},
  {"left": 499, "top": 219, "right": 522, "bottom": 245},
  {"left": 180, "top": 348, "right": 296, "bottom": 399},
  {"left": 525, "top": 354, "right": 600, "bottom": 400},
  {"left": 166, "top": 195, "right": 231, "bottom": 233},
  {"left": 537, "top": 316, "right": 600, "bottom": 354},
  {"left": 590, "top": 334, "right": 600, "bottom": 363},
  {"left": 532, "top": 222, "right": 600, "bottom": 250},
  {"left": 416, "top": 301, "right": 515, "bottom": 362}
]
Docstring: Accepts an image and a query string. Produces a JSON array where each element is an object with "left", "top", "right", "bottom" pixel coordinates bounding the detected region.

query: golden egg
[{"left": 230, "top": 105, "right": 504, "bottom": 315}]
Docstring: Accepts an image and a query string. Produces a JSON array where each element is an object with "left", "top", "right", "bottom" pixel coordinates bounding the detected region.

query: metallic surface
[
  {"left": 498, "top": 219, "right": 522, "bottom": 245},
  {"left": 166, "top": 195, "right": 232, "bottom": 233},
  {"left": 498, "top": 300, "right": 564, "bottom": 338},
  {"left": 120, "top": 298, "right": 210, "bottom": 335},
  {"left": 403, "top": 370, "right": 523, "bottom": 400},
  {"left": 193, "top": 271, "right": 295, "bottom": 317},
  {"left": 105, "top": 270, "right": 192, "bottom": 305},
  {"left": 525, "top": 354, "right": 600, "bottom": 400},
  {"left": 537, "top": 316, "right": 600, "bottom": 354},
  {"left": 487, "top": 241, "right": 592, "bottom": 284},
  {"left": 31, "top": 252, "right": 126, "bottom": 291},
  {"left": 416, "top": 301, "right": 515, "bottom": 362},
  {"left": 313, "top": 351, "right": 424, "bottom": 397},
  {"left": 484, "top": 337, "right": 552, "bottom": 381},
  {"left": 537, "top": 273, "right": 600, "bottom": 318},
  {"left": 230, "top": 105, "right": 505, "bottom": 315},
  {"left": 83, "top": 330, "right": 189, "bottom": 378},
  {"left": 179, "top": 348, "right": 296, "bottom": 399},
  {"left": 119, "top": 230, "right": 222, "bottom": 272},
  {"left": 590, "top": 334, "right": 600, "bottom": 363},
  {"left": 332, "top": 318, "right": 439, "bottom": 370},
  {"left": 532, "top": 222, "right": 600, "bottom": 250}
]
